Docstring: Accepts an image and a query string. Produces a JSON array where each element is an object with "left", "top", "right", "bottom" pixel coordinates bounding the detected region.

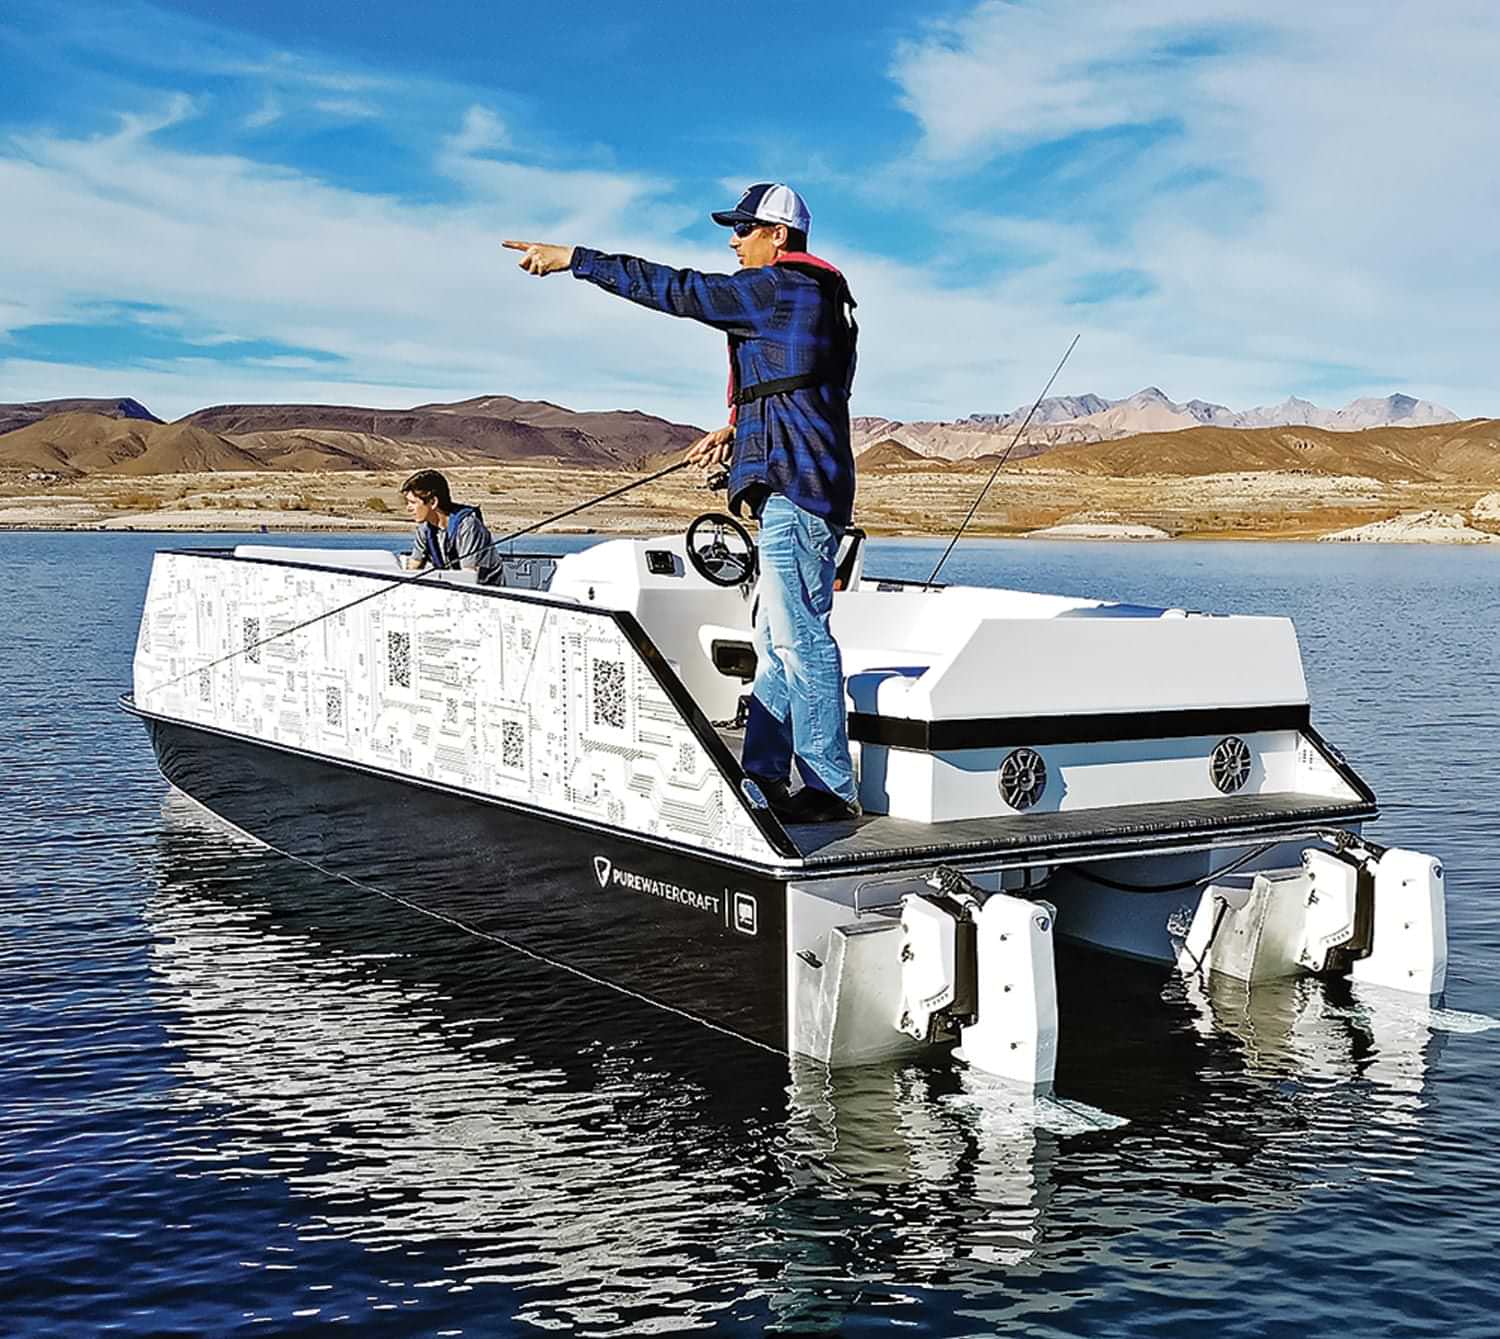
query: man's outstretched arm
[{"left": 502, "top": 239, "right": 774, "bottom": 336}]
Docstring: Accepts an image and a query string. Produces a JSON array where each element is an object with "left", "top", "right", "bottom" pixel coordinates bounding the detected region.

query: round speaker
[
  {"left": 998, "top": 747, "right": 1048, "bottom": 811},
  {"left": 1210, "top": 736, "right": 1252, "bottom": 794}
]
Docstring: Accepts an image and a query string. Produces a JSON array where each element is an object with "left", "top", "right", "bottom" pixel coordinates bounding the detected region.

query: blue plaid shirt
[{"left": 570, "top": 247, "right": 856, "bottom": 527}]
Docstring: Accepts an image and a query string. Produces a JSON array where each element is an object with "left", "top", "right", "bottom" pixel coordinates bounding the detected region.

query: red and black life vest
[{"left": 726, "top": 252, "right": 859, "bottom": 417}]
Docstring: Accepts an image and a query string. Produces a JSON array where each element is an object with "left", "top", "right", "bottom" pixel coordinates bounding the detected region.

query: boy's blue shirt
[{"left": 570, "top": 246, "right": 855, "bottom": 528}]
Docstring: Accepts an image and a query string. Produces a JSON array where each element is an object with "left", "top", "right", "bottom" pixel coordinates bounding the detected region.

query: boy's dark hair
[
  {"left": 401, "top": 469, "right": 452, "bottom": 511},
  {"left": 784, "top": 227, "right": 808, "bottom": 253}
]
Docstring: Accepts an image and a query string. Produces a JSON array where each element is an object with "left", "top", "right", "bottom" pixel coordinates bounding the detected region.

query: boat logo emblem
[
  {"left": 590, "top": 858, "right": 724, "bottom": 917},
  {"left": 733, "top": 892, "right": 758, "bottom": 936}
]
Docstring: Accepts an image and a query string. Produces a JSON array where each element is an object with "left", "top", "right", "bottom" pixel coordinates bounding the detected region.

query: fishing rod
[
  {"left": 923, "top": 333, "right": 1080, "bottom": 589},
  {"left": 142, "top": 457, "right": 696, "bottom": 701},
  {"left": 486, "top": 457, "right": 695, "bottom": 552}
]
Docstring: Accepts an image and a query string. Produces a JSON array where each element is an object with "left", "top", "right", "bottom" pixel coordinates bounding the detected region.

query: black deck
[{"left": 782, "top": 791, "right": 1376, "bottom": 869}]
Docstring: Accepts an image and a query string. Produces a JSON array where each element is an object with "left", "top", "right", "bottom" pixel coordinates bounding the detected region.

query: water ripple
[{"left": 3, "top": 532, "right": 1500, "bottom": 1335}]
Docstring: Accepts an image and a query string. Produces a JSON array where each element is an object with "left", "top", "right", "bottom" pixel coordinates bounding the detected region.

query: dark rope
[
  {"left": 1181, "top": 896, "right": 1232, "bottom": 977},
  {"left": 1068, "top": 842, "right": 1277, "bottom": 894}
]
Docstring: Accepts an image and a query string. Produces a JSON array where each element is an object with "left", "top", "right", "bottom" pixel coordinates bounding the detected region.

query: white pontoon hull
[{"left": 125, "top": 538, "right": 1448, "bottom": 1089}]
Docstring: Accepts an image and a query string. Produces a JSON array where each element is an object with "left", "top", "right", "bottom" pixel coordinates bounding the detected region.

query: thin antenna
[{"left": 923, "top": 333, "right": 1080, "bottom": 589}]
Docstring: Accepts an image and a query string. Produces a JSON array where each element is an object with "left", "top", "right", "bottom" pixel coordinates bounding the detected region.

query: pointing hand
[{"left": 502, "top": 240, "right": 576, "bottom": 276}]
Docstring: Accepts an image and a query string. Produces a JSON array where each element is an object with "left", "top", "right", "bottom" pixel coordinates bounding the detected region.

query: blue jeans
[{"left": 742, "top": 493, "right": 855, "bottom": 801}]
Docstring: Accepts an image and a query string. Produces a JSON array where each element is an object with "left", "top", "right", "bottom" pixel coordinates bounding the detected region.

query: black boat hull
[{"left": 143, "top": 713, "right": 790, "bottom": 1052}]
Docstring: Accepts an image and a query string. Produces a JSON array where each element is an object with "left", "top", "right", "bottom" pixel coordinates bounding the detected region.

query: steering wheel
[{"left": 685, "top": 512, "right": 756, "bottom": 587}]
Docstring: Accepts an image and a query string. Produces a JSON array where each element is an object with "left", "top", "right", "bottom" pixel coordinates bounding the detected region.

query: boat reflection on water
[
  {"left": 143, "top": 792, "right": 1457, "bottom": 1332},
  {"left": 1181, "top": 971, "right": 1439, "bottom": 1116}
]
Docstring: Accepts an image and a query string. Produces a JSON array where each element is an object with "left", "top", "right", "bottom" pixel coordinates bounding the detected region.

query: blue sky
[{"left": 2, "top": 0, "right": 1496, "bottom": 425}]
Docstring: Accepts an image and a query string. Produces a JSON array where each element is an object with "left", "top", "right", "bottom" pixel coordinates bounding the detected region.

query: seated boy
[{"left": 401, "top": 470, "right": 502, "bottom": 584}]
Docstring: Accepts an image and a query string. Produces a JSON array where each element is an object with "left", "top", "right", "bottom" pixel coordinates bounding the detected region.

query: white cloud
[
  {"left": 243, "top": 94, "right": 282, "bottom": 131},
  {"left": 0, "top": 356, "right": 465, "bottom": 419},
  {"left": 449, "top": 105, "right": 509, "bottom": 157},
  {"left": 240, "top": 54, "right": 389, "bottom": 95},
  {"left": 311, "top": 97, "right": 381, "bottom": 121},
  {"left": 882, "top": 0, "right": 1500, "bottom": 416},
  {"left": 114, "top": 91, "right": 198, "bottom": 141},
  {"left": 0, "top": 104, "right": 1059, "bottom": 425},
  {"left": 894, "top": 5, "right": 1180, "bottom": 160},
  {"left": 0, "top": 107, "right": 746, "bottom": 423}
]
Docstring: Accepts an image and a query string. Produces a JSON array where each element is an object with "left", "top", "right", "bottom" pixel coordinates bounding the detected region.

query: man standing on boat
[{"left": 503, "top": 184, "right": 861, "bottom": 823}]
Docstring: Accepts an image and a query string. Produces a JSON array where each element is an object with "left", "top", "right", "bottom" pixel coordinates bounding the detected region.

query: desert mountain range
[
  {"left": 854, "top": 419, "right": 1500, "bottom": 484},
  {"left": 0, "top": 395, "right": 703, "bottom": 479},
  {"left": 0, "top": 396, "right": 161, "bottom": 437},
  {"left": 2, "top": 389, "right": 1496, "bottom": 488},
  {"left": 854, "top": 389, "right": 1458, "bottom": 461},
  {"left": 1015, "top": 422, "right": 1500, "bottom": 484}
]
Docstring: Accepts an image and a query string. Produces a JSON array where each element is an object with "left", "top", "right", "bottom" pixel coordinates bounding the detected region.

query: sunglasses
[{"left": 731, "top": 220, "right": 773, "bottom": 238}]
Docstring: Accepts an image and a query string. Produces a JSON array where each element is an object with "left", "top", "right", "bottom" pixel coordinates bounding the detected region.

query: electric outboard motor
[{"left": 898, "top": 867, "right": 1059, "bottom": 1087}]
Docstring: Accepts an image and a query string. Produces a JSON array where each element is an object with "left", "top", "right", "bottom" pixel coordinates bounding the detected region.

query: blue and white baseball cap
[{"left": 712, "top": 182, "right": 811, "bottom": 234}]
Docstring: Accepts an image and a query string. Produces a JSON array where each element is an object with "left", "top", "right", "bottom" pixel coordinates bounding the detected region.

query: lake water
[{"left": 4, "top": 530, "right": 1499, "bottom": 1337}]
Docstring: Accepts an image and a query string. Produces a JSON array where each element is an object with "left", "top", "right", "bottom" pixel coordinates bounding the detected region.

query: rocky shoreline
[
  {"left": 1320, "top": 509, "right": 1500, "bottom": 544},
  {"left": 3, "top": 463, "right": 1500, "bottom": 544}
]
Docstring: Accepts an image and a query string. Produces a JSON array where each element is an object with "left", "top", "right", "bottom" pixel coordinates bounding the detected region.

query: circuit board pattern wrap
[{"left": 133, "top": 554, "right": 777, "bottom": 862}]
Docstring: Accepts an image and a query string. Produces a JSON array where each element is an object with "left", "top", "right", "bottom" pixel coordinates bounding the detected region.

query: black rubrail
[{"left": 848, "top": 704, "right": 1313, "bottom": 751}]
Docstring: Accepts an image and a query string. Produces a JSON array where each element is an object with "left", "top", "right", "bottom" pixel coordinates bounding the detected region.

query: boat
[{"left": 122, "top": 513, "right": 1449, "bottom": 1087}]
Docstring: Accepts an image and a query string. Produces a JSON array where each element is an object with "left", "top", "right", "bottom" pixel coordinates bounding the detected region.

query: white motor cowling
[
  {"left": 1352, "top": 848, "right": 1447, "bottom": 996},
  {"left": 956, "top": 894, "right": 1059, "bottom": 1088},
  {"left": 897, "top": 869, "right": 1058, "bottom": 1088},
  {"left": 1176, "top": 841, "right": 1447, "bottom": 997}
]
